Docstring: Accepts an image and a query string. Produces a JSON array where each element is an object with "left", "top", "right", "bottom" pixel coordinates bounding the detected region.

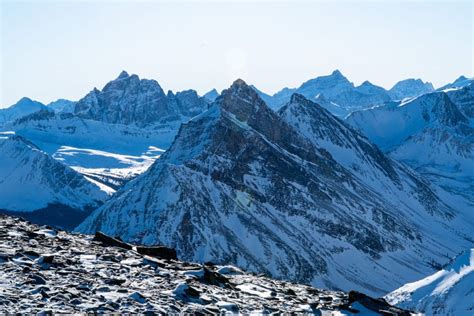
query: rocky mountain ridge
[{"left": 77, "top": 79, "right": 474, "bottom": 297}]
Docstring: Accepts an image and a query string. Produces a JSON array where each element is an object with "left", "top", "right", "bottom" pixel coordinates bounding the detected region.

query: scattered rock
[
  {"left": 129, "top": 292, "right": 146, "bottom": 304},
  {"left": 29, "top": 273, "right": 47, "bottom": 285},
  {"left": 0, "top": 214, "right": 411, "bottom": 314},
  {"left": 348, "top": 291, "right": 411, "bottom": 315}
]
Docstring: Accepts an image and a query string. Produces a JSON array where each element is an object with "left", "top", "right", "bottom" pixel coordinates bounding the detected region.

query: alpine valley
[{"left": 1, "top": 70, "right": 473, "bottom": 315}]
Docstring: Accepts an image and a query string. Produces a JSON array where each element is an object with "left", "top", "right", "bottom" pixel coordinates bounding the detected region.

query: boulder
[
  {"left": 136, "top": 246, "right": 177, "bottom": 260},
  {"left": 92, "top": 232, "right": 132, "bottom": 250}
]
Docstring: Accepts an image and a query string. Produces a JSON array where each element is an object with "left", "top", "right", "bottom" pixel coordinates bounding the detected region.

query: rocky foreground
[{"left": 0, "top": 215, "right": 411, "bottom": 314}]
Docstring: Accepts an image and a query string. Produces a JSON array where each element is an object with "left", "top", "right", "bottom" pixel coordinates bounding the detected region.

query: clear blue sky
[{"left": 1, "top": 0, "right": 472, "bottom": 107}]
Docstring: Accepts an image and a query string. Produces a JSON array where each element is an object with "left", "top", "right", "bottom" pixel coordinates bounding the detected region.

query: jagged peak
[
  {"left": 220, "top": 79, "right": 259, "bottom": 102},
  {"left": 231, "top": 78, "right": 248, "bottom": 88},
  {"left": 289, "top": 93, "right": 309, "bottom": 104},
  {"left": 360, "top": 80, "right": 375, "bottom": 87},
  {"left": 331, "top": 69, "right": 343, "bottom": 77},
  {"left": 117, "top": 70, "right": 130, "bottom": 79},
  {"left": 206, "top": 88, "right": 218, "bottom": 94}
]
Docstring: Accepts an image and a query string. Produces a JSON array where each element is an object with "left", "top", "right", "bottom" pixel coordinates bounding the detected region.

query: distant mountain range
[
  {"left": 347, "top": 82, "right": 474, "bottom": 204},
  {"left": 0, "top": 70, "right": 472, "bottom": 310}
]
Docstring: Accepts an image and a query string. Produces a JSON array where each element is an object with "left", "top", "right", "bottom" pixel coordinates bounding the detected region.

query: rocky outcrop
[
  {"left": 0, "top": 214, "right": 413, "bottom": 314},
  {"left": 73, "top": 71, "right": 208, "bottom": 127}
]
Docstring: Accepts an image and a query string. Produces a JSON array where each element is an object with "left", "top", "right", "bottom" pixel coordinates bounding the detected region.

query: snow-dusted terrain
[
  {"left": 0, "top": 215, "right": 413, "bottom": 314},
  {"left": 0, "top": 72, "right": 210, "bottom": 188},
  {"left": 388, "top": 79, "right": 434, "bottom": 101},
  {"left": 386, "top": 249, "right": 474, "bottom": 315},
  {"left": 346, "top": 82, "right": 474, "bottom": 204},
  {"left": 0, "top": 97, "right": 48, "bottom": 124},
  {"left": 0, "top": 132, "right": 108, "bottom": 229},
  {"left": 77, "top": 80, "right": 474, "bottom": 297},
  {"left": 1, "top": 71, "right": 472, "bottom": 311}
]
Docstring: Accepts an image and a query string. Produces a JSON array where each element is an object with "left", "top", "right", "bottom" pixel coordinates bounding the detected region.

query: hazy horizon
[{"left": 1, "top": 0, "right": 473, "bottom": 108}]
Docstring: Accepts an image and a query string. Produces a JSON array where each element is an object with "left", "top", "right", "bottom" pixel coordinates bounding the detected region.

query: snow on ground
[{"left": 386, "top": 249, "right": 474, "bottom": 315}]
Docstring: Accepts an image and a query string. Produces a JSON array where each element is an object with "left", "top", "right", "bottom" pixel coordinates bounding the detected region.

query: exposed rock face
[
  {"left": 0, "top": 214, "right": 413, "bottom": 314},
  {"left": 77, "top": 80, "right": 473, "bottom": 296},
  {"left": 0, "top": 132, "right": 108, "bottom": 229},
  {"left": 73, "top": 71, "right": 208, "bottom": 127},
  {"left": 388, "top": 79, "right": 435, "bottom": 100}
]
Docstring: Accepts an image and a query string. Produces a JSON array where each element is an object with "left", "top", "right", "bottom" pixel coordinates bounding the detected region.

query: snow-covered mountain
[
  {"left": 47, "top": 98, "right": 76, "bottom": 113},
  {"left": 253, "top": 70, "right": 393, "bottom": 117},
  {"left": 0, "top": 132, "right": 109, "bottom": 229},
  {"left": 386, "top": 249, "right": 474, "bottom": 315},
  {"left": 74, "top": 71, "right": 208, "bottom": 127},
  {"left": 0, "top": 72, "right": 212, "bottom": 189},
  {"left": 1, "top": 110, "right": 169, "bottom": 191},
  {"left": 388, "top": 79, "right": 434, "bottom": 100},
  {"left": 438, "top": 75, "right": 473, "bottom": 91},
  {"left": 77, "top": 80, "right": 474, "bottom": 297},
  {"left": 0, "top": 97, "right": 48, "bottom": 124},
  {"left": 346, "top": 86, "right": 473, "bottom": 204}
]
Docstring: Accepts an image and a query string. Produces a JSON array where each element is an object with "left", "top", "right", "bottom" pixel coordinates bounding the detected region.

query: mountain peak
[
  {"left": 17, "top": 97, "right": 34, "bottom": 104},
  {"left": 289, "top": 93, "right": 308, "bottom": 104},
  {"left": 218, "top": 79, "right": 267, "bottom": 119},
  {"left": 331, "top": 69, "right": 343, "bottom": 77},
  {"left": 117, "top": 70, "right": 130, "bottom": 79},
  {"left": 231, "top": 78, "right": 248, "bottom": 88}
]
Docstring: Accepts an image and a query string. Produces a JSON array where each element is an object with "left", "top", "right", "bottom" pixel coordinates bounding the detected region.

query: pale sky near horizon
[{"left": 1, "top": 0, "right": 473, "bottom": 108}]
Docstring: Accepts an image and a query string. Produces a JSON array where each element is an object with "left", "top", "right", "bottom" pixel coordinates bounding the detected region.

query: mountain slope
[
  {"left": 386, "top": 249, "right": 474, "bottom": 315},
  {"left": 78, "top": 80, "right": 474, "bottom": 296},
  {"left": 346, "top": 89, "right": 473, "bottom": 203},
  {"left": 0, "top": 98, "right": 48, "bottom": 124},
  {"left": 0, "top": 132, "right": 108, "bottom": 229},
  {"left": 47, "top": 99, "right": 76, "bottom": 113},
  {"left": 1, "top": 110, "right": 168, "bottom": 190}
]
